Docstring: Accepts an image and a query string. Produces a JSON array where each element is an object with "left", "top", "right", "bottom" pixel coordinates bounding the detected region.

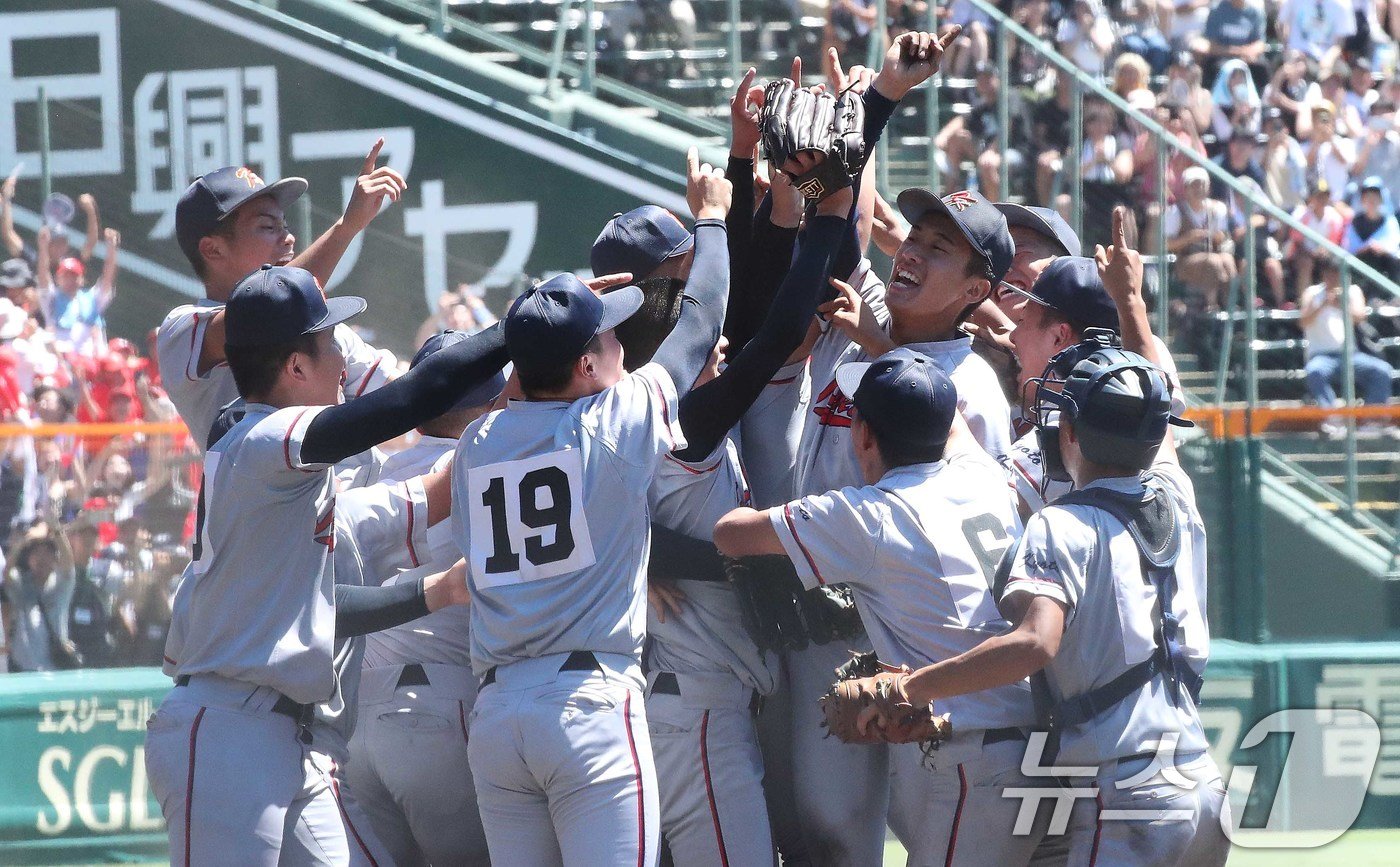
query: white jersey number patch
[{"left": 467, "top": 448, "right": 597, "bottom": 589}]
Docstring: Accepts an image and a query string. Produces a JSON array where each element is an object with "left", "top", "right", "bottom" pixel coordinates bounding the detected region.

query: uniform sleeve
[
  {"left": 338, "top": 476, "right": 431, "bottom": 576},
  {"left": 768, "top": 490, "right": 880, "bottom": 590},
  {"left": 1001, "top": 510, "right": 1082, "bottom": 615},
  {"left": 1007, "top": 436, "right": 1048, "bottom": 515},
  {"left": 590, "top": 362, "right": 688, "bottom": 466},
  {"left": 156, "top": 305, "right": 215, "bottom": 387},
  {"left": 246, "top": 405, "right": 334, "bottom": 476},
  {"left": 958, "top": 357, "right": 1013, "bottom": 463},
  {"left": 335, "top": 323, "right": 397, "bottom": 399}
]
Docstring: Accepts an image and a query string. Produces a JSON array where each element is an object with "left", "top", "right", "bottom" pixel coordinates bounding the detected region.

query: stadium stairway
[{"left": 256, "top": 0, "right": 1400, "bottom": 639}]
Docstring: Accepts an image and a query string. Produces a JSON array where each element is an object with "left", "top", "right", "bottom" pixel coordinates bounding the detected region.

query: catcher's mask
[{"left": 1025, "top": 329, "right": 1191, "bottom": 482}]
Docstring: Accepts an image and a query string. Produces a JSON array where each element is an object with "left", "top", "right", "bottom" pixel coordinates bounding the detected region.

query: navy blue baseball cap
[
  {"left": 224, "top": 265, "right": 365, "bottom": 349},
  {"left": 505, "top": 273, "right": 644, "bottom": 375},
  {"left": 412, "top": 329, "right": 507, "bottom": 409},
  {"left": 590, "top": 206, "right": 695, "bottom": 279},
  {"left": 1011, "top": 256, "right": 1120, "bottom": 332},
  {"left": 835, "top": 348, "right": 958, "bottom": 453},
  {"left": 175, "top": 166, "right": 307, "bottom": 267},
  {"left": 896, "top": 188, "right": 1015, "bottom": 285},
  {"left": 994, "top": 203, "right": 1082, "bottom": 257}
]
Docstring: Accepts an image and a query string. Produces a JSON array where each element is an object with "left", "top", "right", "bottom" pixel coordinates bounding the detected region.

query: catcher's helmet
[{"left": 1028, "top": 329, "right": 1191, "bottom": 482}]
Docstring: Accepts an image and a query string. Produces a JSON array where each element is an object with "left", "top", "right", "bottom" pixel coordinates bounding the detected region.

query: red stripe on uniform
[
  {"left": 284, "top": 408, "right": 312, "bottom": 471},
  {"left": 163, "top": 655, "right": 178, "bottom": 666},
  {"left": 403, "top": 482, "right": 420, "bottom": 567},
  {"left": 354, "top": 357, "right": 382, "bottom": 398},
  {"left": 782, "top": 504, "right": 827, "bottom": 586},
  {"left": 943, "top": 764, "right": 969, "bottom": 867},
  {"left": 663, "top": 453, "right": 717, "bottom": 475},
  {"left": 185, "top": 313, "right": 202, "bottom": 381},
  {"left": 1088, "top": 791, "right": 1104, "bottom": 866},
  {"left": 700, "top": 710, "right": 731, "bottom": 866},
  {"left": 623, "top": 692, "right": 646, "bottom": 867},
  {"left": 183, "top": 707, "right": 207, "bottom": 867},
  {"left": 330, "top": 761, "right": 380, "bottom": 867}
]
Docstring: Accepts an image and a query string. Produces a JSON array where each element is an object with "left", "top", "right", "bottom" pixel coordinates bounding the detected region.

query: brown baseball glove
[{"left": 819, "top": 652, "right": 952, "bottom": 747}]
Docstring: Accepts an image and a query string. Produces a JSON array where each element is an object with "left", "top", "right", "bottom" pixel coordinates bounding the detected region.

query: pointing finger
[
  {"left": 361, "top": 137, "right": 385, "bottom": 176},
  {"left": 1113, "top": 205, "right": 1127, "bottom": 250},
  {"left": 826, "top": 46, "right": 845, "bottom": 91},
  {"left": 937, "top": 24, "right": 963, "bottom": 52},
  {"left": 686, "top": 146, "right": 699, "bottom": 179},
  {"left": 790, "top": 55, "right": 802, "bottom": 84},
  {"left": 737, "top": 66, "right": 756, "bottom": 101}
]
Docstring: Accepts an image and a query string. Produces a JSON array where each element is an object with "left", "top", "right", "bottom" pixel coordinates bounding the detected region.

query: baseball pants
[
  {"left": 645, "top": 671, "right": 775, "bottom": 867},
  {"left": 887, "top": 732, "right": 1051, "bottom": 867},
  {"left": 1062, "top": 750, "right": 1229, "bottom": 867},
  {"left": 144, "top": 674, "right": 391, "bottom": 867},
  {"left": 467, "top": 651, "right": 660, "bottom": 867},
  {"left": 347, "top": 663, "right": 488, "bottom": 866},
  {"left": 785, "top": 639, "right": 890, "bottom": 866}
]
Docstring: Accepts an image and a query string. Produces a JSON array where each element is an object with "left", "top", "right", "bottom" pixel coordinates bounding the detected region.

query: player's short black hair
[
  {"left": 517, "top": 334, "right": 604, "bottom": 397},
  {"left": 872, "top": 426, "right": 946, "bottom": 469},
  {"left": 184, "top": 218, "right": 239, "bottom": 280},
  {"left": 225, "top": 332, "right": 322, "bottom": 401},
  {"left": 612, "top": 278, "right": 685, "bottom": 372}
]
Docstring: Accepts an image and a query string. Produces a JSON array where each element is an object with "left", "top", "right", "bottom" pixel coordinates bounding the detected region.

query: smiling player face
[{"left": 886, "top": 212, "right": 984, "bottom": 327}]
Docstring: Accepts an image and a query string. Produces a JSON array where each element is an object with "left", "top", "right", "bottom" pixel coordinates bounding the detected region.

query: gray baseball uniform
[
  {"left": 156, "top": 301, "right": 394, "bottom": 450},
  {"left": 146, "top": 404, "right": 378, "bottom": 866},
  {"left": 349, "top": 436, "right": 490, "bottom": 866},
  {"left": 1002, "top": 459, "right": 1227, "bottom": 866},
  {"left": 646, "top": 437, "right": 777, "bottom": 867},
  {"left": 771, "top": 447, "right": 1056, "bottom": 865},
  {"left": 451, "top": 361, "right": 684, "bottom": 866}
]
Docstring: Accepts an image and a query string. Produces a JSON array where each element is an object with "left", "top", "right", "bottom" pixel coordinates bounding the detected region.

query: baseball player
[
  {"left": 157, "top": 142, "right": 403, "bottom": 451},
  {"left": 347, "top": 333, "right": 507, "bottom": 866},
  {"left": 146, "top": 264, "right": 506, "bottom": 866},
  {"left": 715, "top": 348, "right": 1054, "bottom": 866},
  {"left": 594, "top": 157, "right": 854, "bottom": 864},
  {"left": 451, "top": 151, "right": 730, "bottom": 866},
  {"left": 840, "top": 239, "right": 1228, "bottom": 866}
]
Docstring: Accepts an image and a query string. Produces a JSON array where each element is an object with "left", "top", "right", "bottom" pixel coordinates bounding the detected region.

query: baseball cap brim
[
  {"left": 994, "top": 203, "right": 1081, "bottom": 257},
  {"left": 1005, "top": 284, "right": 1053, "bottom": 306},
  {"left": 597, "top": 284, "right": 645, "bottom": 333},
  {"left": 308, "top": 295, "right": 367, "bottom": 335},
  {"left": 896, "top": 189, "right": 994, "bottom": 274},
  {"left": 665, "top": 233, "right": 695, "bottom": 261},
  {"left": 835, "top": 361, "right": 874, "bottom": 408},
  {"left": 220, "top": 177, "right": 308, "bottom": 223}
]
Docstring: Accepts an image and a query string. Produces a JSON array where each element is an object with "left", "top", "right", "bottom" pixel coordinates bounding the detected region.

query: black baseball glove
[{"left": 760, "top": 79, "right": 866, "bottom": 204}]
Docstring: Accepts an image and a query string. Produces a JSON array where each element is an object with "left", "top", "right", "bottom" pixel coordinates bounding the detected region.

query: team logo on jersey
[
  {"left": 943, "top": 191, "right": 978, "bottom": 212},
  {"left": 813, "top": 379, "right": 854, "bottom": 428},
  {"left": 314, "top": 498, "right": 336, "bottom": 550},
  {"left": 234, "top": 167, "right": 264, "bottom": 189},
  {"left": 1022, "top": 549, "right": 1060, "bottom": 575}
]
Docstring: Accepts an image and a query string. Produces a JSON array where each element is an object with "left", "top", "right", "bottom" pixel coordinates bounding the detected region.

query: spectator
[
  {"left": 1314, "top": 63, "right": 1366, "bottom": 139},
  {"left": 35, "top": 227, "right": 119, "bottom": 357},
  {"left": 65, "top": 519, "right": 119, "bottom": 668},
  {"left": 1196, "top": 0, "right": 1267, "bottom": 73},
  {"left": 1034, "top": 71, "right": 1075, "bottom": 206},
  {"left": 1343, "top": 176, "right": 1400, "bottom": 289},
  {"left": 1212, "top": 126, "right": 1269, "bottom": 198},
  {"left": 941, "top": 0, "right": 994, "bottom": 78},
  {"left": 0, "top": 258, "right": 33, "bottom": 305},
  {"left": 1164, "top": 0, "right": 1213, "bottom": 52},
  {"left": 1300, "top": 261, "right": 1393, "bottom": 420},
  {"left": 1345, "top": 58, "right": 1380, "bottom": 126},
  {"left": 1113, "top": 52, "right": 1155, "bottom": 106},
  {"left": 827, "top": 0, "right": 878, "bottom": 58},
  {"left": 1263, "top": 50, "right": 1315, "bottom": 137},
  {"left": 1304, "top": 101, "right": 1358, "bottom": 209},
  {"left": 1134, "top": 103, "right": 1208, "bottom": 250},
  {"left": 1118, "top": 0, "right": 1172, "bottom": 73},
  {"left": 1077, "top": 101, "right": 1135, "bottom": 251},
  {"left": 2, "top": 521, "right": 79, "bottom": 672},
  {"left": 1263, "top": 106, "right": 1311, "bottom": 212},
  {"left": 1224, "top": 179, "right": 1290, "bottom": 307},
  {"left": 1167, "top": 165, "right": 1237, "bottom": 310},
  {"left": 1356, "top": 100, "right": 1400, "bottom": 197},
  {"left": 934, "top": 61, "right": 1010, "bottom": 191},
  {"left": 1009, "top": 0, "right": 1056, "bottom": 84},
  {"left": 1277, "top": 0, "right": 1355, "bottom": 65},
  {"left": 1164, "top": 51, "right": 1216, "bottom": 133},
  {"left": 1055, "top": 0, "right": 1116, "bottom": 76},
  {"left": 0, "top": 181, "right": 100, "bottom": 274},
  {"left": 1287, "top": 180, "right": 1349, "bottom": 296},
  {"left": 1210, "top": 59, "right": 1262, "bottom": 141}
]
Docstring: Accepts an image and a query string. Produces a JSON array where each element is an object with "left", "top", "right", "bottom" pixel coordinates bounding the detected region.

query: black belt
[
  {"left": 396, "top": 663, "right": 430, "bottom": 689},
  {"left": 480, "top": 650, "right": 600, "bottom": 688},
  {"left": 174, "top": 675, "right": 314, "bottom": 743},
  {"left": 983, "top": 726, "right": 1027, "bottom": 746},
  {"left": 648, "top": 671, "right": 764, "bottom": 716}
]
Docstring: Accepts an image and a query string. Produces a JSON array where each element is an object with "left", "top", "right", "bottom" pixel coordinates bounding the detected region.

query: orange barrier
[
  {"left": 0, "top": 421, "right": 189, "bottom": 438},
  {"left": 1182, "top": 404, "right": 1400, "bottom": 438}
]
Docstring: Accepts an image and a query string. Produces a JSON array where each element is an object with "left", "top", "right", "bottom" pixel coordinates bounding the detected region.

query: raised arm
[
  {"left": 675, "top": 185, "right": 853, "bottom": 460},
  {"left": 290, "top": 138, "right": 407, "bottom": 289},
  {"left": 97, "top": 229, "right": 119, "bottom": 306},
  {"left": 78, "top": 194, "right": 100, "bottom": 262},
  {"left": 301, "top": 322, "right": 508, "bottom": 466},
  {"left": 649, "top": 149, "right": 732, "bottom": 392},
  {"left": 0, "top": 172, "right": 21, "bottom": 259}
]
